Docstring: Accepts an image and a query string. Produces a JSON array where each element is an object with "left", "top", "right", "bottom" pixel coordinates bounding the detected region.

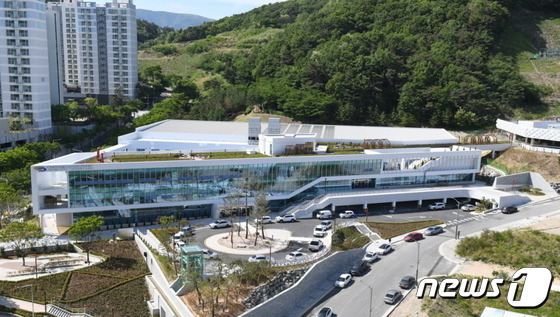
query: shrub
[{"left": 152, "top": 45, "right": 178, "bottom": 56}]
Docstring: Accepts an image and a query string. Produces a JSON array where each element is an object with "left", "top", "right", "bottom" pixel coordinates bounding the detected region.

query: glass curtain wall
[{"left": 68, "top": 159, "right": 383, "bottom": 208}]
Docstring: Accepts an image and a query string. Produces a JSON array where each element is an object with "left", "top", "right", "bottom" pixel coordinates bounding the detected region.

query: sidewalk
[{"left": 0, "top": 296, "right": 46, "bottom": 314}]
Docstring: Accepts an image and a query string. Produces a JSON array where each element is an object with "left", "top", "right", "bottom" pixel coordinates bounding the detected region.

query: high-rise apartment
[
  {"left": 0, "top": 0, "right": 53, "bottom": 136},
  {"left": 47, "top": 0, "right": 137, "bottom": 101}
]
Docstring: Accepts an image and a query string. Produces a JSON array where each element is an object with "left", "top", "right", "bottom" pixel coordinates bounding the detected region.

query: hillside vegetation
[
  {"left": 494, "top": 147, "right": 560, "bottom": 181},
  {"left": 138, "top": 0, "right": 560, "bottom": 129}
]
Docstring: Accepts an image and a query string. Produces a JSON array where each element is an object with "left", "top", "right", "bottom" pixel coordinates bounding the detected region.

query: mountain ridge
[{"left": 136, "top": 8, "right": 214, "bottom": 30}]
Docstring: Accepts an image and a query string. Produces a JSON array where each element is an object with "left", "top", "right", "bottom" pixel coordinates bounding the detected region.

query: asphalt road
[{"left": 305, "top": 197, "right": 560, "bottom": 317}]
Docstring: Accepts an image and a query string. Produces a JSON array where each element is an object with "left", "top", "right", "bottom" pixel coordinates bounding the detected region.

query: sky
[{"left": 96, "top": 0, "right": 288, "bottom": 20}]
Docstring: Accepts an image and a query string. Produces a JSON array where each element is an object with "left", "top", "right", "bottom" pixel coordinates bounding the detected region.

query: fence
[{"left": 518, "top": 143, "right": 560, "bottom": 155}]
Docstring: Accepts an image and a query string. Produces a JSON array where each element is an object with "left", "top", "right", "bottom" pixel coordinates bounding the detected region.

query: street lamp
[
  {"left": 368, "top": 285, "right": 373, "bottom": 317},
  {"left": 17, "top": 284, "right": 34, "bottom": 317},
  {"left": 415, "top": 240, "right": 420, "bottom": 286},
  {"left": 449, "top": 197, "right": 461, "bottom": 239}
]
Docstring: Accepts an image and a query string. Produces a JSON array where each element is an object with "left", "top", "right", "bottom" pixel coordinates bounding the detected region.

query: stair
[{"left": 48, "top": 305, "right": 72, "bottom": 317}]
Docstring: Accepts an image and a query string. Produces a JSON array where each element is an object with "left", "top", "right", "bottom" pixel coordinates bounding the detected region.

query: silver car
[{"left": 424, "top": 226, "right": 444, "bottom": 236}]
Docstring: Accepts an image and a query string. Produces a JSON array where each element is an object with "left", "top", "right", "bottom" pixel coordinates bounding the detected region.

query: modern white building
[
  {"left": 497, "top": 118, "right": 560, "bottom": 153},
  {"left": 0, "top": 0, "right": 53, "bottom": 136},
  {"left": 47, "top": 0, "right": 137, "bottom": 101},
  {"left": 30, "top": 119, "right": 493, "bottom": 232}
]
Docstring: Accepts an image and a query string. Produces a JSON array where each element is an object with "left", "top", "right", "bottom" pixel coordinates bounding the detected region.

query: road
[{"left": 305, "top": 196, "right": 560, "bottom": 317}]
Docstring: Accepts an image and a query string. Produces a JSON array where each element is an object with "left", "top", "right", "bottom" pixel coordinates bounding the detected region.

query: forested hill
[{"left": 141, "top": 0, "right": 560, "bottom": 129}]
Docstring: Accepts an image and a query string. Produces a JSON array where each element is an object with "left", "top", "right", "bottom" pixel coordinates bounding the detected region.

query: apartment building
[
  {"left": 47, "top": 0, "right": 137, "bottom": 101},
  {"left": 0, "top": 0, "right": 53, "bottom": 137}
]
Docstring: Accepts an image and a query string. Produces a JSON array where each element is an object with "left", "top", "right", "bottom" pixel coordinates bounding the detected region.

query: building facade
[
  {"left": 47, "top": 0, "right": 137, "bottom": 100},
  {"left": 0, "top": 0, "right": 53, "bottom": 135},
  {"left": 31, "top": 119, "right": 482, "bottom": 231}
]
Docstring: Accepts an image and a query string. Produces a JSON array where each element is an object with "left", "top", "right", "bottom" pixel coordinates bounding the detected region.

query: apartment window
[
  {"left": 21, "top": 68, "right": 30, "bottom": 74},
  {"left": 17, "top": 21, "right": 27, "bottom": 27},
  {"left": 7, "top": 48, "right": 16, "bottom": 55},
  {"left": 24, "top": 104, "right": 32, "bottom": 110},
  {"left": 6, "top": 30, "right": 15, "bottom": 36},
  {"left": 22, "top": 77, "right": 30, "bottom": 83},
  {"left": 21, "top": 58, "right": 30, "bottom": 65},
  {"left": 10, "top": 95, "right": 20, "bottom": 101},
  {"left": 11, "top": 103, "right": 20, "bottom": 110},
  {"left": 10, "top": 85, "right": 19, "bottom": 92},
  {"left": 18, "top": 30, "right": 28, "bottom": 37},
  {"left": 8, "top": 58, "right": 17, "bottom": 64},
  {"left": 20, "top": 49, "right": 29, "bottom": 56},
  {"left": 23, "top": 113, "right": 33, "bottom": 119},
  {"left": 7, "top": 39, "right": 16, "bottom": 46},
  {"left": 23, "top": 95, "right": 32, "bottom": 102},
  {"left": 9, "top": 76, "right": 18, "bottom": 82},
  {"left": 19, "top": 40, "right": 28, "bottom": 46},
  {"left": 5, "top": 20, "right": 14, "bottom": 27},
  {"left": 22, "top": 86, "right": 31, "bottom": 92}
]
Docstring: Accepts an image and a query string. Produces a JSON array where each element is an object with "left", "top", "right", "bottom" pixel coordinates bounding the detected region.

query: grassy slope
[
  {"left": 494, "top": 147, "right": 560, "bottom": 182},
  {"left": 138, "top": 28, "right": 284, "bottom": 92},
  {"left": 498, "top": 9, "right": 560, "bottom": 118}
]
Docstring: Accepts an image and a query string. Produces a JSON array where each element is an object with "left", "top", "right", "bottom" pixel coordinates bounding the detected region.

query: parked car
[
  {"left": 384, "top": 290, "right": 402, "bottom": 304},
  {"left": 404, "top": 232, "right": 423, "bottom": 242},
  {"left": 201, "top": 248, "right": 218, "bottom": 259},
  {"left": 308, "top": 239, "right": 324, "bottom": 252},
  {"left": 175, "top": 240, "right": 186, "bottom": 249},
  {"left": 285, "top": 251, "right": 306, "bottom": 261},
  {"left": 316, "top": 307, "right": 333, "bottom": 317},
  {"left": 209, "top": 219, "right": 231, "bottom": 229},
  {"left": 276, "top": 214, "right": 296, "bottom": 223},
  {"left": 502, "top": 206, "right": 518, "bottom": 214},
  {"left": 320, "top": 220, "right": 333, "bottom": 230},
  {"left": 173, "top": 231, "right": 185, "bottom": 241},
  {"left": 334, "top": 273, "right": 352, "bottom": 288},
  {"left": 362, "top": 251, "right": 379, "bottom": 263},
  {"left": 377, "top": 243, "right": 393, "bottom": 255},
  {"left": 349, "top": 260, "right": 369, "bottom": 276},
  {"left": 180, "top": 226, "right": 194, "bottom": 235},
  {"left": 428, "top": 202, "right": 446, "bottom": 210},
  {"left": 424, "top": 226, "right": 444, "bottom": 236},
  {"left": 254, "top": 216, "right": 273, "bottom": 224},
  {"left": 313, "top": 225, "right": 328, "bottom": 237},
  {"left": 248, "top": 254, "right": 275, "bottom": 263},
  {"left": 339, "top": 210, "right": 356, "bottom": 218},
  {"left": 316, "top": 210, "right": 333, "bottom": 219},
  {"left": 399, "top": 276, "right": 416, "bottom": 289},
  {"left": 461, "top": 204, "right": 476, "bottom": 212}
]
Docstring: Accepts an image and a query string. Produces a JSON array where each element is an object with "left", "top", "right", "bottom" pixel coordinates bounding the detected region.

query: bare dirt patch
[{"left": 494, "top": 147, "right": 560, "bottom": 182}]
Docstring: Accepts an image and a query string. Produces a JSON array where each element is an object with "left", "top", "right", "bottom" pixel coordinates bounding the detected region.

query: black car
[
  {"left": 502, "top": 206, "right": 518, "bottom": 214},
  {"left": 350, "top": 260, "right": 369, "bottom": 276},
  {"left": 399, "top": 276, "right": 416, "bottom": 289}
]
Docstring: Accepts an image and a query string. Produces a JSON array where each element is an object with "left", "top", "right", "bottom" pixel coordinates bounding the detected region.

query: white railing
[{"left": 518, "top": 143, "right": 560, "bottom": 154}]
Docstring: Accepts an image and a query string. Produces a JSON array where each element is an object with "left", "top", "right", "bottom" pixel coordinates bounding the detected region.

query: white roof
[{"left": 135, "top": 120, "right": 456, "bottom": 146}]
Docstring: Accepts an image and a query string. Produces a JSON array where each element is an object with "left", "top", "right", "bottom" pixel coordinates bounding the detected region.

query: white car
[
  {"left": 201, "top": 248, "right": 218, "bottom": 259},
  {"left": 175, "top": 241, "right": 186, "bottom": 249},
  {"left": 276, "top": 214, "right": 296, "bottom": 223},
  {"left": 308, "top": 239, "right": 324, "bottom": 252},
  {"left": 319, "top": 220, "right": 333, "bottom": 230},
  {"left": 362, "top": 251, "right": 379, "bottom": 263},
  {"left": 313, "top": 225, "right": 328, "bottom": 237},
  {"left": 248, "top": 254, "right": 276, "bottom": 263},
  {"left": 209, "top": 220, "right": 231, "bottom": 229},
  {"left": 334, "top": 273, "right": 352, "bottom": 288},
  {"left": 254, "top": 216, "right": 273, "bottom": 224},
  {"left": 461, "top": 204, "right": 476, "bottom": 211},
  {"left": 339, "top": 210, "right": 356, "bottom": 218},
  {"left": 285, "top": 251, "right": 306, "bottom": 261},
  {"left": 376, "top": 243, "right": 393, "bottom": 255},
  {"left": 428, "top": 202, "right": 446, "bottom": 210}
]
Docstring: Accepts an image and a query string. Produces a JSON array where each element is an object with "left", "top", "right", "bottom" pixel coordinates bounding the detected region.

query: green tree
[
  {"left": 253, "top": 191, "right": 270, "bottom": 245},
  {"left": 68, "top": 215, "right": 104, "bottom": 264},
  {"left": 0, "top": 222, "right": 42, "bottom": 266},
  {"left": 0, "top": 184, "right": 24, "bottom": 229}
]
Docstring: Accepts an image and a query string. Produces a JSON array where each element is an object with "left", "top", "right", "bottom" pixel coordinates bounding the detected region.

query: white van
[{"left": 316, "top": 210, "right": 333, "bottom": 219}]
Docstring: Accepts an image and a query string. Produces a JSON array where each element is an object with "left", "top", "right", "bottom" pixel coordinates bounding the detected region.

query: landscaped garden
[
  {"left": 365, "top": 220, "right": 444, "bottom": 239},
  {"left": 0, "top": 240, "right": 150, "bottom": 317}
]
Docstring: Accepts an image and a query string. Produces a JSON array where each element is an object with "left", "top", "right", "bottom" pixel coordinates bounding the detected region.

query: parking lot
[{"left": 190, "top": 200, "right": 480, "bottom": 263}]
